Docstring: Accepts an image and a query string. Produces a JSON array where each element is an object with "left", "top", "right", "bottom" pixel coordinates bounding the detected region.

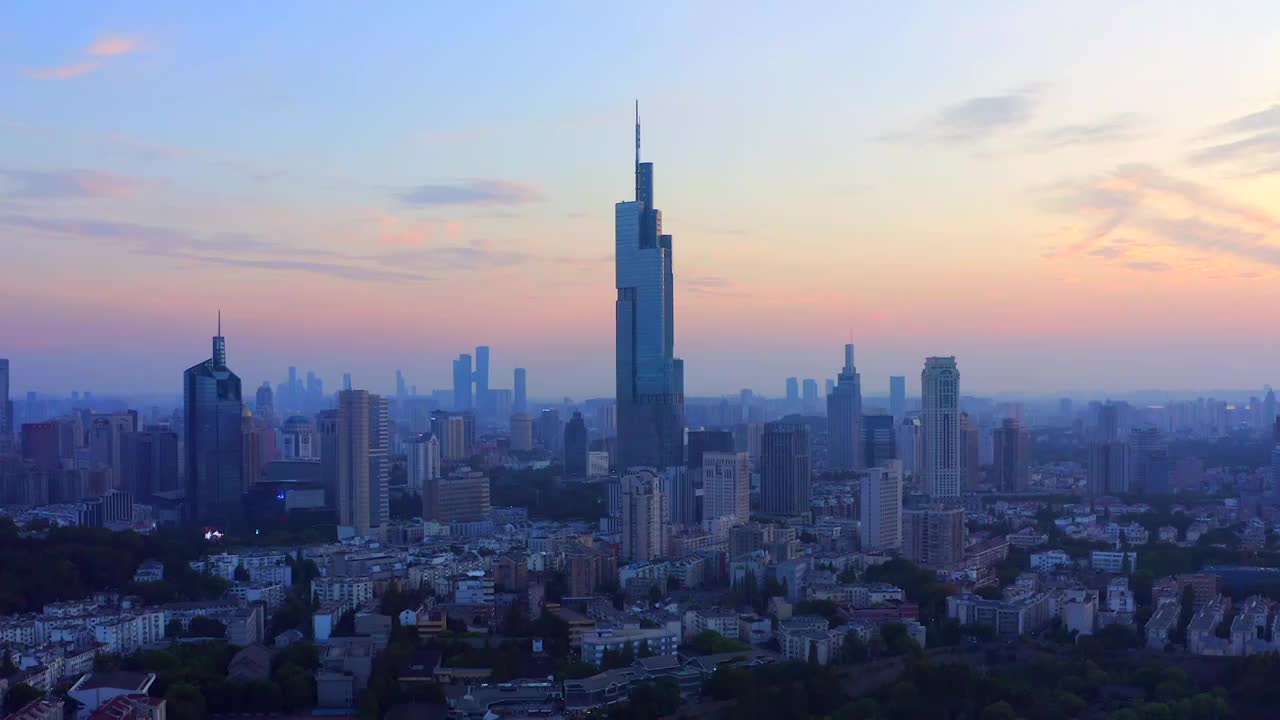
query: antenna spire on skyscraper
[{"left": 635, "top": 99, "right": 641, "bottom": 169}]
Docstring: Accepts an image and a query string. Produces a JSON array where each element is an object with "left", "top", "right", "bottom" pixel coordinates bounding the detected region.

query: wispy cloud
[
  {"left": 0, "top": 169, "right": 136, "bottom": 199},
  {"left": 1042, "top": 164, "right": 1280, "bottom": 274},
  {"left": 0, "top": 212, "right": 429, "bottom": 284},
  {"left": 682, "top": 275, "right": 747, "bottom": 297},
  {"left": 396, "top": 179, "right": 542, "bottom": 207},
  {"left": 885, "top": 88, "right": 1039, "bottom": 144},
  {"left": 1034, "top": 114, "right": 1144, "bottom": 149},
  {"left": 1189, "top": 104, "right": 1280, "bottom": 176},
  {"left": 27, "top": 34, "right": 142, "bottom": 80}
]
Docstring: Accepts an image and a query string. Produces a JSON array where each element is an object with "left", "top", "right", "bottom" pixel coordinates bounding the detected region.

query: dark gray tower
[
  {"left": 615, "top": 103, "right": 684, "bottom": 469},
  {"left": 183, "top": 315, "right": 244, "bottom": 525},
  {"left": 827, "top": 344, "right": 864, "bottom": 472}
]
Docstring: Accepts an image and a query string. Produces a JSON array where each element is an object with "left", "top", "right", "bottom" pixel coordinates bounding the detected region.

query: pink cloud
[
  {"left": 27, "top": 60, "right": 101, "bottom": 80},
  {"left": 26, "top": 34, "right": 142, "bottom": 80},
  {"left": 85, "top": 36, "right": 141, "bottom": 56}
]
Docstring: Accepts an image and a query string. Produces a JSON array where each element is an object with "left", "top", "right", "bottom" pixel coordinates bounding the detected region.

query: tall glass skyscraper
[
  {"left": 921, "top": 356, "right": 960, "bottom": 498},
  {"left": 615, "top": 105, "right": 684, "bottom": 469},
  {"left": 827, "top": 344, "right": 864, "bottom": 472},
  {"left": 183, "top": 321, "right": 244, "bottom": 526}
]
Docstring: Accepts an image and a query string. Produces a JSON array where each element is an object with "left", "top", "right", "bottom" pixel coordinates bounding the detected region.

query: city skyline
[{"left": 5, "top": 5, "right": 1280, "bottom": 396}]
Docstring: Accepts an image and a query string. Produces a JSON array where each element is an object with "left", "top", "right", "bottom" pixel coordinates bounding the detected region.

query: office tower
[
  {"left": 921, "top": 357, "right": 961, "bottom": 498},
  {"left": 435, "top": 468, "right": 490, "bottom": 523},
  {"left": 621, "top": 468, "right": 667, "bottom": 561},
  {"left": 255, "top": 382, "right": 275, "bottom": 425},
  {"left": 785, "top": 377, "right": 799, "bottom": 406},
  {"left": 537, "top": 408, "right": 563, "bottom": 455},
  {"left": 1089, "top": 441, "right": 1131, "bottom": 497},
  {"left": 895, "top": 417, "right": 920, "bottom": 476},
  {"left": 660, "top": 466, "right": 696, "bottom": 527},
  {"left": 0, "top": 358, "right": 9, "bottom": 450},
  {"left": 701, "top": 451, "right": 749, "bottom": 534},
  {"left": 316, "top": 410, "right": 339, "bottom": 508},
  {"left": 1096, "top": 402, "right": 1122, "bottom": 442},
  {"left": 863, "top": 413, "right": 897, "bottom": 469},
  {"left": 183, "top": 319, "right": 244, "bottom": 525},
  {"left": 801, "top": 379, "right": 818, "bottom": 414},
  {"left": 120, "top": 428, "right": 179, "bottom": 500},
  {"left": 760, "top": 422, "right": 811, "bottom": 517},
  {"left": 902, "top": 506, "right": 966, "bottom": 569},
  {"left": 453, "top": 353, "right": 473, "bottom": 410},
  {"left": 407, "top": 433, "right": 441, "bottom": 495},
  {"left": 889, "top": 376, "right": 906, "bottom": 420},
  {"left": 342, "top": 373, "right": 352, "bottom": 391},
  {"left": 433, "top": 412, "right": 469, "bottom": 461},
  {"left": 827, "top": 344, "right": 864, "bottom": 472},
  {"left": 859, "top": 460, "right": 903, "bottom": 551},
  {"left": 991, "top": 418, "right": 1030, "bottom": 492},
  {"left": 336, "top": 390, "right": 389, "bottom": 535},
  {"left": 395, "top": 370, "right": 408, "bottom": 406},
  {"left": 21, "top": 422, "right": 60, "bottom": 473},
  {"left": 474, "top": 346, "right": 490, "bottom": 415},
  {"left": 489, "top": 389, "right": 513, "bottom": 421},
  {"left": 514, "top": 368, "right": 527, "bottom": 414},
  {"left": 241, "top": 406, "right": 263, "bottom": 489},
  {"left": 1058, "top": 397, "right": 1073, "bottom": 424},
  {"left": 1265, "top": 389, "right": 1277, "bottom": 437},
  {"left": 1130, "top": 427, "right": 1170, "bottom": 495},
  {"left": 825, "top": 379, "right": 835, "bottom": 399},
  {"left": 564, "top": 411, "right": 589, "bottom": 478},
  {"left": 687, "top": 430, "right": 734, "bottom": 470},
  {"left": 960, "top": 412, "right": 980, "bottom": 492},
  {"left": 510, "top": 414, "right": 534, "bottom": 452},
  {"left": 615, "top": 107, "right": 684, "bottom": 470}
]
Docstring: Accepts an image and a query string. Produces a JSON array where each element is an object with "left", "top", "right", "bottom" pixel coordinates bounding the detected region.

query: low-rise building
[
  {"left": 1090, "top": 551, "right": 1138, "bottom": 574},
  {"left": 946, "top": 593, "right": 1052, "bottom": 639},
  {"left": 580, "top": 627, "right": 679, "bottom": 667}
]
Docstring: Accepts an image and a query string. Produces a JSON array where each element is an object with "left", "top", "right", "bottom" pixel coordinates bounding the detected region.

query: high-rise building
[
  {"left": 474, "top": 346, "right": 490, "bottom": 415},
  {"left": 1096, "top": 402, "right": 1123, "bottom": 442},
  {"left": 183, "top": 320, "right": 244, "bottom": 526},
  {"left": 1089, "top": 441, "right": 1131, "bottom": 497},
  {"left": 120, "top": 427, "right": 179, "bottom": 500},
  {"left": 615, "top": 106, "right": 684, "bottom": 470},
  {"left": 701, "top": 451, "right": 749, "bottom": 534},
  {"left": 509, "top": 414, "right": 534, "bottom": 452},
  {"left": 621, "top": 468, "right": 667, "bottom": 562},
  {"left": 889, "top": 376, "right": 906, "bottom": 421},
  {"left": 279, "top": 415, "right": 317, "bottom": 460},
  {"left": 564, "top": 411, "right": 589, "bottom": 478},
  {"left": 89, "top": 412, "right": 135, "bottom": 485},
  {"left": 1264, "top": 389, "right": 1277, "bottom": 438},
  {"left": 21, "top": 422, "right": 60, "bottom": 473},
  {"left": 660, "top": 466, "right": 696, "bottom": 528},
  {"left": 760, "top": 423, "right": 811, "bottom": 517},
  {"left": 406, "top": 433, "right": 440, "bottom": 496},
  {"left": 0, "top": 358, "right": 9, "bottom": 450},
  {"left": 255, "top": 382, "right": 275, "bottom": 425},
  {"left": 342, "top": 373, "right": 352, "bottom": 392},
  {"left": 959, "top": 412, "right": 980, "bottom": 492},
  {"left": 513, "top": 368, "right": 527, "bottom": 414},
  {"left": 452, "top": 353, "right": 473, "bottom": 411},
  {"left": 897, "top": 417, "right": 921, "bottom": 477},
  {"left": 785, "top": 377, "right": 799, "bottom": 406},
  {"left": 863, "top": 413, "right": 897, "bottom": 469},
  {"left": 687, "top": 429, "right": 733, "bottom": 470},
  {"left": 859, "top": 460, "right": 903, "bottom": 551},
  {"left": 902, "top": 506, "right": 966, "bottom": 569},
  {"left": 921, "top": 357, "right": 961, "bottom": 498},
  {"left": 1130, "top": 427, "right": 1170, "bottom": 495},
  {"left": 827, "top": 344, "right": 864, "bottom": 472},
  {"left": 537, "top": 408, "right": 563, "bottom": 455},
  {"left": 992, "top": 418, "right": 1030, "bottom": 492},
  {"left": 316, "top": 410, "right": 338, "bottom": 508},
  {"left": 336, "top": 390, "right": 389, "bottom": 535},
  {"left": 801, "top": 379, "right": 818, "bottom": 414}
]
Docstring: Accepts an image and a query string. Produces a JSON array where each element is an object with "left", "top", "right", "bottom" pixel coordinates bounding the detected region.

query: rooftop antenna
[{"left": 635, "top": 99, "right": 641, "bottom": 169}]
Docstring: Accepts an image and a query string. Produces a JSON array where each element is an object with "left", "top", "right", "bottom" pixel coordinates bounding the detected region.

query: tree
[
  {"left": 234, "top": 564, "right": 251, "bottom": 582},
  {"left": 981, "top": 700, "right": 1018, "bottom": 720},
  {"left": 165, "top": 682, "right": 207, "bottom": 720},
  {"left": 165, "top": 618, "right": 184, "bottom": 638},
  {"left": 807, "top": 642, "right": 820, "bottom": 664},
  {"left": 187, "top": 616, "right": 227, "bottom": 639},
  {"left": 840, "top": 632, "right": 868, "bottom": 664},
  {"left": 2, "top": 683, "right": 41, "bottom": 714}
]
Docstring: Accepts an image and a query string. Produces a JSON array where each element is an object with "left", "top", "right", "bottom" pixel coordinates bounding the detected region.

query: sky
[{"left": 3, "top": 2, "right": 1280, "bottom": 400}]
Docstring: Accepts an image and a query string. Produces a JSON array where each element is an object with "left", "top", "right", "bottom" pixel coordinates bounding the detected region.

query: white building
[
  {"left": 921, "top": 357, "right": 961, "bottom": 498},
  {"left": 859, "top": 461, "right": 902, "bottom": 551},
  {"left": 1030, "top": 550, "right": 1073, "bottom": 573},
  {"left": 1090, "top": 551, "right": 1138, "bottom": 574},
  {"left": 702, "top": 451, "right": 750, "bottom": 536},
  {"left": 406, "top": 433, "right": 441, "bottom": 494},
  {"left": 621, "top": 469, "right": 667, "bottom": 562}
]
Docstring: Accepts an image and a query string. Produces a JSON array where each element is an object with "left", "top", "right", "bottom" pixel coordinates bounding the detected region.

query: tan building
[
  {"left": 435, "top": 468, "right": 491, "bottom": 523},
  {"left": 701, "top": 451, "right": 750, "bottom": 535},
  {"left": 902, "top": 506, "right": 966, "bottom": 569},
  {"left": 621, "top": 469, "right": 667, "bottom": 562}
]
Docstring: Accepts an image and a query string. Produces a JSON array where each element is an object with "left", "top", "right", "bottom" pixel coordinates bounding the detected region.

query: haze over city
[{"left": 5, "top": 3, "right": 1280, "bottom": 397}]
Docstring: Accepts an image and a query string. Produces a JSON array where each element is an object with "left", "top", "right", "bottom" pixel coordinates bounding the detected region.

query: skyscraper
[
  {"left": 902, "top": 506, "right": 966, "bottom": 569},
  {"left": 474, "top": 345, "right": 490, "bottom": 415},
  {"left": 992, "top": 418, "right": 1030, "bottom": 492},
  {"left": 255, "top": 382, "right": 274, "bottom": 425},
  {"left": 701, "top": 451, "right": 749, "bottom": 534},
  {"left": 342, "top": 373, "right": 352, "bottom": 391},
  {"left": 827, "top": 344, "right": 864, "bottom": 472},
  {"left": 785, "top": 377, "right": 799, "bottom": 406},
  {"left": 760, "top": 422, "right": 811, "bottom": 517},
  {"left": 513, "top": 368, "right": 527, "bottom": 414},
  {"left": 336, "top": 389, "right": 389, "bottom": 536},
  {"left": 0, "top": 358, "right": 10, "bottom": 450},
  {"left": 621, "top": 468, "right": 667, "bottom": 562},
  {"left": 1130, "top": 427, "right": 1170, "bottom": 495},
  {"left": 615, "top": 105, "right": 684, "bottom": 469},
  {"left": 316, "top": 410, "right": 338, "bottom": 508},
  {"left": 801, "top": 378, "right": 818, "bottom": 414},
  {"left": 510, "top": 414, "right": 534, "bottom": 452},
  {"left": 183, "top": 318, "right": 244, "bottom": 525},
  {"left": 921, "top": 356, "right": 961, "bottom": 498},
  {"left": 120, "top": 427, "right": 179, "bottom": 500},
  {"left": 406, "top": 432, "right": 440, "bottom": 496},
  {"left": 959, "top": 411, "right": 980, "bottom": 492},
  {"left": 564, "top": 411, "right": 589, "bottom": 478},
  {"left": 1264, "top": 388, "right": 1277, "bottom": 437},
  {"left": 863, "top": 413, "right": 897, "bottom": 469},
  {"left": 687, "top": 429, "right": 733, "bottom": 470},
  {"left": 452, "top": 354, "right": 473, "bottom": 411},
  {"left": 889, "top": 376, "right": 906, "bottom": 420},
  {"left": 1089, "top": 441, "right": 1131, "bottom": 497},
  {"left": 859, "top": 460, "right": 903, "bottom": 551},
  {"left": 660, "top": 466, "right": 696, "bottom": 528}
]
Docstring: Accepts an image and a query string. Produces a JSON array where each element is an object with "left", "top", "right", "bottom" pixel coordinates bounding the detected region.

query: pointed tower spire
[
  {"left": 212, "top": 309, "right": 227, "bottom": 367},
  {"left": 635, "top": 99, "right": 641, "bottom": 170}
]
